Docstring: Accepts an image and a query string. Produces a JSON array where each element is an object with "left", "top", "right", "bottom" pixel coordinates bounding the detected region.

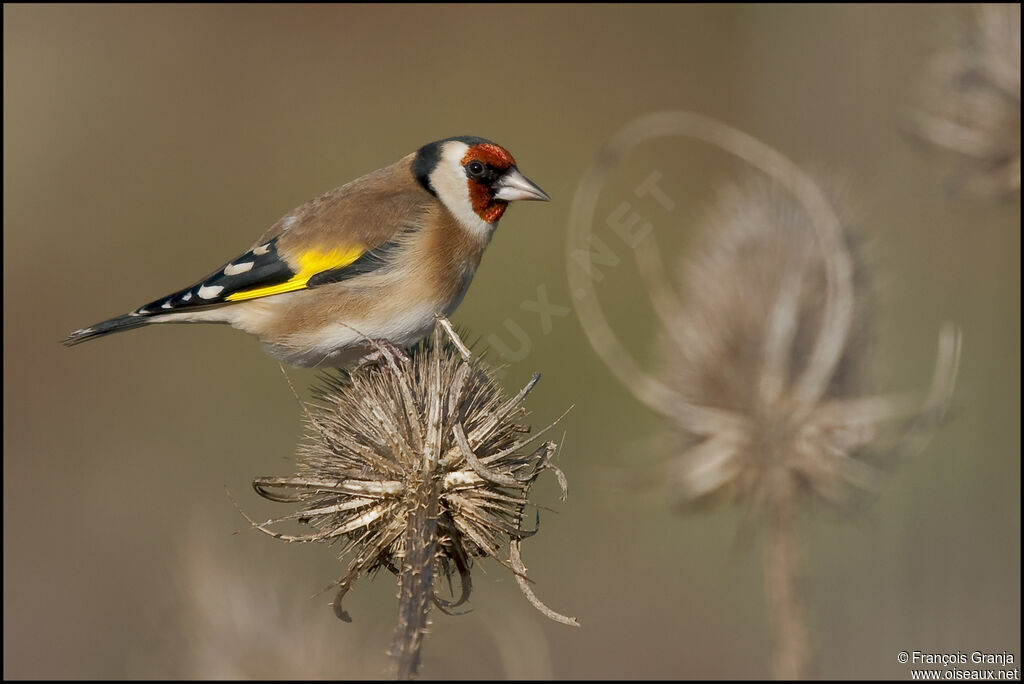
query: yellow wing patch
[{"left": 225, "top": 247, "right": 364, "bottom": 302}]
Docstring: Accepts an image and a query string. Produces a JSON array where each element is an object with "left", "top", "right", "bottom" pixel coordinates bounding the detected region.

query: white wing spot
[
  {"left": 224, "top": 261, "right": 254, "bottom": 276},
  {"left": 253, "top": 243, "right": 271, "bottom": 255},
  {"left": 161, "top": 300, "right": 174, "bottom": 309},
  {"left": 136, "top": 308, "right": 150, "bottom": 315},
  {"left": 182, "top": 292, "right": 192, "bottom": 301},
  {"left": 198, "top": 285, "right": 224, "bottom": 300}
]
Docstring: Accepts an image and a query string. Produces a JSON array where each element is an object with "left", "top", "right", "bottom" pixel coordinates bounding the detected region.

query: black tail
[{"left": 63, "top": 313, "right": 152, "bottom": 346}]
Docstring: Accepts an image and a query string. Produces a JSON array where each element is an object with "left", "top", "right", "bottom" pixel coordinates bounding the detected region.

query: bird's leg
[{"left": 355, "top": 340, "right": 412, "bottom": 370}]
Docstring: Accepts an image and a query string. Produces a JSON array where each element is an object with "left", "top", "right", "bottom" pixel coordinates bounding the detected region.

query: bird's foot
[{"left": 354, "top": 340, "right": 411, "bottom": 371}]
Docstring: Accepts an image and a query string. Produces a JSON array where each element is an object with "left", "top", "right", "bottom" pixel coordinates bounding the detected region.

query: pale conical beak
[{"left": 493, "top": 167, "right": 551, "bottom": 202}]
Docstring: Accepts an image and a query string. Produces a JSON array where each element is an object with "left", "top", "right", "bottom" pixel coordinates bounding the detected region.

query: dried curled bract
[
  {"left": 909, "top": 3, "right": 1021, "bottom": 198},
  {"left": 243, "top": 325, "right": 577, "bottom": 628}
]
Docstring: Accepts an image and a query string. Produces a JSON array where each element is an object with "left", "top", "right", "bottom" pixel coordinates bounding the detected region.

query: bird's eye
[{"left": 467, "top": 161, "right": 485, "bottom": 177}]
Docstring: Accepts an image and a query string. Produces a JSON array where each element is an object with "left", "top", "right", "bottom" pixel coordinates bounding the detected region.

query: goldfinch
[{"left": 64, "top": 136, "right": 549, "bottom": 367}]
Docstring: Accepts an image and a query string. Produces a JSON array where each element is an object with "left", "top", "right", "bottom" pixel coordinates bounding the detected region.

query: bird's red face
[
  {"left": 462, "top": 143, "right": 518, "bottom": 223},
  {"left": 460, "top": 142, "right": 550, "bottom": 223}
]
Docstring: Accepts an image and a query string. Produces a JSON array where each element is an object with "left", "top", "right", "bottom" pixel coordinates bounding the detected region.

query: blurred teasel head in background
[
  {"left": 661, "top": 181, "right": 883, "bottom": 510},
  {"left": 656, "top": 179, "right": 963, "bottom": 515},
  {"left": 647, "top": 148, "right": 962, "bottom": 683},
  {"left": 569, "top": 112, "right": 963, "bottom": 678},
  {"left": 568, "top": 111, "right": 962, "bottom": 515},
  {"left": 909, "top": 3, "right": 1020, "bottom": 198}
]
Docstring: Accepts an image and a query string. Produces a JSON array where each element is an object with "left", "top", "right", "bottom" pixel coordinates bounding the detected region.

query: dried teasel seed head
[
  {"left": 243, "top": 325, "right": 577, "bottom": 628},
  {"left": 909, "top": 3, "right": 1021, "bottom": 198}
]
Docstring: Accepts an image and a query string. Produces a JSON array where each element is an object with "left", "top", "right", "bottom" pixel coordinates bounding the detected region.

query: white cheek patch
[{"left": 430, "top": 141, "right": 495, "bottom": 239}]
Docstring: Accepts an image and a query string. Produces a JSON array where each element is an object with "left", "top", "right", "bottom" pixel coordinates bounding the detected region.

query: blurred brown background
[{"left": 4, "top": 4, "right": 1019, "bottom": 679}]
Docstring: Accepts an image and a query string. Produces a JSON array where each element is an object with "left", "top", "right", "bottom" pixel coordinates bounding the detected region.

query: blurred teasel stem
[
  {"left": 243, "top": 317, "right": 577, "bottom": 681},
  {"left": 569, "top": 112, "right": 961, "bottom": 679},
  {"left": 764, "top": 497, "right": 808, "bottom": 680}
]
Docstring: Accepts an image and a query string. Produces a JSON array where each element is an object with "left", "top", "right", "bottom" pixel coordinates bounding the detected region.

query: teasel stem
[
  {"left": 764, "top": 495, "right": 809, "bottom": 680},
  {"left": 392, "top": 324, "right": 447, "bottom": 680},
  {"left": 393, "top": 470, "right": 440, "bottom": 680}
]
